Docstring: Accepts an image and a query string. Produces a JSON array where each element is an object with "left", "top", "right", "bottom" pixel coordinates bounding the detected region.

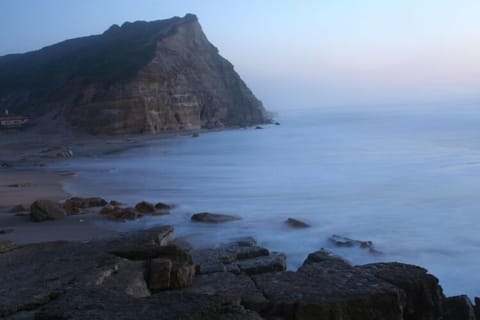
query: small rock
[
  {"left": 329, "top": 234, "right": 382, "bottom": 255},
  {"left": 275, "top": 122, "right": 280, "bottom": 125},
  {"left": 0, "top": 240, "right": 16, "bottom": 253},
  {"left": 109, "top": 200, "right": 122, "bottom": 206},
  {"left": 155, "top": 202, "right": 172, "bottom": 211},
  {"left": 9, "top": 204, "right": 27, "bottom": 213},
  {"left": 0, "top": 229, "right": 14, "bottom": 235},
  {"left": 64, "top": 197, "right": 108, "bottom": 214},
  {"left": 135, "top": 201, "right": 156, "bottom": 213},
  {"left": 191, "top": 212, "right": 241, "bottom": 223},
  {"left": 1, "top": 161, "right": 12, "bottom": 168},
  {"left": 30, "top": 200, "right": 66, "bottom": 222},
  {"left": 109, "top": 207, "right": 143, "bottom": 221},
  {"left": 192, "top": 133, "right": 199, "bottom": 138},
  {"left": 285, "top": 217, "right": 310, "bottom": 228},
  {"left": 443, "top": 295, "right": 476, "bottom": 320},
  {"left": 255, "top": 126, "right": 263, "bottom": 130},
  {"left": 7, "top": 182, "right": 32, "bottom": 188}
]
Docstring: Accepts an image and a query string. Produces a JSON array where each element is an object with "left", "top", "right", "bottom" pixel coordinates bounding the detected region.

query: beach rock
[
  {"left": 329, "top": 234, "right": 382, "bottom": 255},
  {"left": 101, "top": 259, "right": 151, "bottom": 298},
  {"left": 275, "top": 122, "right": 280, "bottom": 125},
  {"left": 285, "top": 217, "right": 310, "bottom": 228},
  {"left": 191, "top": 212, "right": 241, "bottom": 223},
  {"left": 135, "top": 201, "right": 156, "bottom": 213},
  {"left": 253, "top": 261, "right": 405, "bottom": 319},
  {"left": 192, "top": 133, "right": 199, "bottom": 138},
  {"left": 0, "top": 240, "right": 16, "bottom": 253},
  {"left": 0, "top": 229, "right": 14, "bottom": 235},
  {"left": 186, "top": 272, "right": 269, "bottom": 311},
  {"left": 107, "top": 207, "right": 143, "bottom": 221},
  {"left": 237, "top": 253, "right": 286, "bottom": 275},
  {"left": 35, "top": 288, "right": 263, "bottom": 320},
  {"left": 443, "top": 295, "right": 476, "bottom": 320},
  {"left": 475, "top": 297, "right": 480, "bottom": 319},
  {"left": 7, "top": 182, "right": 32, "bottom": 188},
  {"left": 255, "top": 126, "right": 264, "bottom": 130},
  {"left": 155, "top": 202, "right": 172, "bottom": 212},
  {"left": 111, "top": 245, "right": 195, "bottom": 290},
  {"left": 110, "top": 200, "right": 123, "bottom": 206},
  {"left": 1, "top": 161, "right": 11, "bottom": 168},
  {"left": 65, "top": 197, "right": 107, "bottom": 210},
  {"left": 9, "top": 204, "right": 26, "bottom": 213},
  {"left": 300, "top": 248, "right": 352, "bottom": 270},
  {"left": 148, "top": 258, "right": 172, "bottom": 291},
  {"left": 30, "top": 200, "right": 66, "bottom": 222},
  {"left": 359, "top": 262, "right": 444, "bottom": 320}
]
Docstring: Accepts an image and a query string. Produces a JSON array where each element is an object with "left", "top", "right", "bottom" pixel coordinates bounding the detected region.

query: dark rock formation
[
  {"left": 285, "top": 217, "right": 310, "bottom": 228},
  {"left": 0, "top": 14, "right": 269, "bottom": 135},
  {"left": 191, "top": 212, "right": 241, "bottom": 223},
  {"left": 0, "top": 225, "right": 460, "bottom": 320},
  {"left": 30, "top": 200, "right": 66, "bottom": 222},
  {"left": 443, "top": 295, "right": 476, "bottom": 320}
]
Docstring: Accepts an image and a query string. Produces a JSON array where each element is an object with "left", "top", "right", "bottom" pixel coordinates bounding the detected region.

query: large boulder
[
  {"left": 30, "top": 200, "right": 66, "bottom": 222},
  {"left": 443, "top": 295, "right": 476, "bottom": 320},
  {"left": 359, "top": 262, "right": 445, "bottom": 320},
  {"left": 475, "top": 297, "right": 480, "bottom": 319},
  {"left": 191, "top": 212, "right": 241, "bottom": 223},
  {"left": 135, "top": 201, "right": 156, "bottom": 213}
]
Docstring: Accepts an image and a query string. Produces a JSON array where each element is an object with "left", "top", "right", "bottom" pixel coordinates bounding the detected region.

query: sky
[{"left": 0, "top": 0, "right": 479, "bottom": 110}]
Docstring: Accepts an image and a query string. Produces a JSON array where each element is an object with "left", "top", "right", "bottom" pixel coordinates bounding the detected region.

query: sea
[{"left": 53, "top": 105, "right": 480, "bottom": 298}]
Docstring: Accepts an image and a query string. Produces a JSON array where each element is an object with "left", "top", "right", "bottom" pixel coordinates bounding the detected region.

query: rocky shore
[{"left": 1, "top": 223, "right": 479, "bottom": 319}]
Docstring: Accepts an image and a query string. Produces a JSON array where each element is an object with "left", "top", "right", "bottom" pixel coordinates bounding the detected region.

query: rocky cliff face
[{"left": 0, "top": 14, "right": 269, "bottom": 134}]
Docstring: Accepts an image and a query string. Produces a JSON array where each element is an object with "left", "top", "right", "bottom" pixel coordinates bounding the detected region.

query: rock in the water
[
  {"left": 301, "top": 249, "right": 352, "bottom": 270},
  {"left": 285, "top": 217, "right": 310, "bottom": 228},
  {"left": 30, "top": 200, "right": 66, "bottom": 222},
  {"left": 275, "top": 122, "right": 280, "bottom": 125},
  {"left": 64, "top": 197, "right": 108, "bottom": 213},
  {"left": 255, "top": 126, "right": 264, "bottom": 129},
  {"left": 9, "top": 204, "right": 27, "bottom": 213},
  {"left": 0, "top": 229, "right": 14, "bottom": 235},
  {"left": 359, "top": 262, "right": 444, "bottom": 320},
  {"left": 192, "top": 133, "right": 199, "bottom": 138},
  {"left": 155, "top": 202, "right": 172, "bottom": 212},
  {"left": 7, "top": 182, "right": 32, "bottom": 188},
  {"left": 135, "top": 201, "right": 156, "bottom": 213},
  {"left": 105, "top": 207, "right": 143, "bottom": 221},
  {"left": 0, "top": 240, "right": 16, "bottom": 253},
  {"left": 329, "top": 234, "right": 382, "bottom": 255},
  {"left": 191, "top": 212, "right": 241, "bottom": 223},
  {"left": 443, "top": 295, "right": 476, "bottom": 320}
]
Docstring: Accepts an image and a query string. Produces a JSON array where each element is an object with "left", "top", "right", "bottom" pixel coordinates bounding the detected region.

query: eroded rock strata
[
  {"left": 0, "top": 14, "right": 269, "bottom": 134},
  {"left": 1, "top": 226, "right": 477, "bottom": 319}
]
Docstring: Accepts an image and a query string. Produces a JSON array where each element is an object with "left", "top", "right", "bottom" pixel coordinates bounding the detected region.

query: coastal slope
[{"left": 0, "top": 14, "right": 269, "bottom": 134}]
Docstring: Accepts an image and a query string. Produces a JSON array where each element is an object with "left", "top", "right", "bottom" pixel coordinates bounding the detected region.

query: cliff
[{"left": 0, "top": 14, "right": 269, "bottom": 134}]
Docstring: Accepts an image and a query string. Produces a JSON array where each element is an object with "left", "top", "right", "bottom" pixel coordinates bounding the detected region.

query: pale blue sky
[{"left": 0, "top": 0, "right": 479, "bottom": 109}]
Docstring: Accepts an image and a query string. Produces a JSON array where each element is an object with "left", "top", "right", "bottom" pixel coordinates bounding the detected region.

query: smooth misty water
[{"left": 55, "top": 106, "right": 480, "bottom": 298}]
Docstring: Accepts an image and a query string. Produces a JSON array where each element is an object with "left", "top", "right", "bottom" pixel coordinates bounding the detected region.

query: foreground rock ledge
[{"left": 0, "top": 226, "right": 476, "bottom": 320}]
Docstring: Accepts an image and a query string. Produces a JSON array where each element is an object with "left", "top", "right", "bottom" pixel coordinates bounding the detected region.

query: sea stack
[{"left": 0, "top": 14, "right": 270, "bottom": 134}]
